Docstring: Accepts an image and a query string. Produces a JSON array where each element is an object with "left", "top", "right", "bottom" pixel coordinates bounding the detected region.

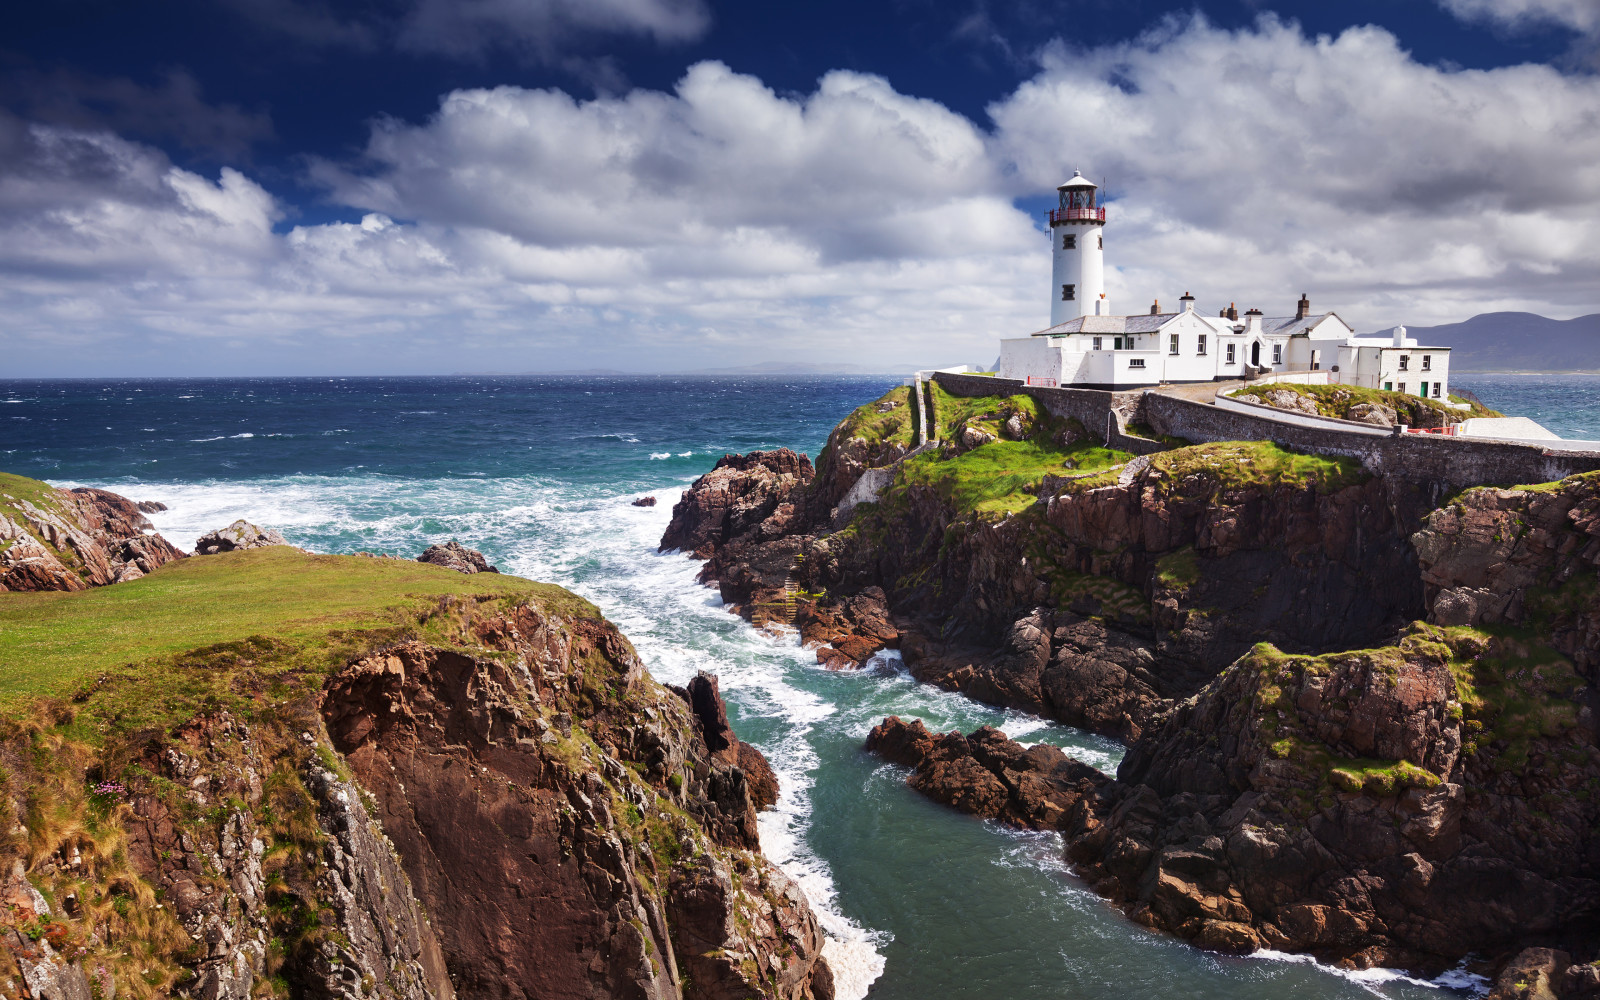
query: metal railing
[{"left": 1048, "top": 207, "right": 1106, "bottom": 224}]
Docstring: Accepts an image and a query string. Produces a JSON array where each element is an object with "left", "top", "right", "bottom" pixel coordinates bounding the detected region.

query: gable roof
[{"left": 1030, "top": 313, "right": 1179, "bottom": 336}]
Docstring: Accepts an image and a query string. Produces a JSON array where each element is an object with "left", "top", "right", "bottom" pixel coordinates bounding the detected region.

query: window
[
  {"left": 1097, "top": 234, "right": 1103, "bottom": 249},
  {"left": 1272, "top": 344, "right": 1282, "bottom": 365},
  {"left": 1197, "top": 334, "right": 1207, "bottom": 356},
  {"left": 1422, "top": 355, "right": 1431, "bottom": 371},
  {"left": 1062, "top": 234, "right": 1076, "bottom": 250},
  {"left": 1432, "top": 383, "right": 1441, "bottom": 398},
  {"left": 1062, "top": 284, "right": 1076, "bottom": 301},
  {"left": 1310, "top": 350, "right": 1320, "bottom": 371},
  {"left": 1092, "top": 337, "right": 1102, "bottom": 350},
  {"left": 1226, "top": 343, "right": 1236, "bottom": 364},
  {"left": 1129, "top": 358, "right": 1146, "bottom": 369},
  {"left": 1398, "top": 355, "right": 1409, "bottom": 371},
  {"left": 1113, "top": 336, "right": 1123, "bottom": 350},
  {"left": 1384, "top": 381, "right": 1393, "bottom": 391},
  {"left": 1169, "top": 333, "right": 1180, "bottom": 356},
  {"left": 1399, "top": 382, "right": 1406, "bottom": 394}
]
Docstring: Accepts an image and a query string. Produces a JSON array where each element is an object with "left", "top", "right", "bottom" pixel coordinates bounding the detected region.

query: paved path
[{"left": 1142, "top": 379, "right": 1247, "bottom": 404}]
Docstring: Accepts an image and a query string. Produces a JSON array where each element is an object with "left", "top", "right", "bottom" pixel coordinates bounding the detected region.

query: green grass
[
  {"left": 0, "top": 547, "right": 578, "bottom": 709},
  {"left": 1148, "top": 441, "right": 1368, "bottom": 494},
  {"left": 0, "top": 471, "right": 82, "bottom": 571},
  {"left": 829, "top": 386, "right": 917, "bottom": 450},
  {"left": 0, "top": 471, "right": 70, "bottom": 517},
  {"left": 897, "top": 439, "right": 1130, "bottom": 517},
  {"left": 1232, "top": 382, "right": 1499, "bottom": 424},
  {"left": 1058, "top": 441, "right": 1368, "bottom": 498}
]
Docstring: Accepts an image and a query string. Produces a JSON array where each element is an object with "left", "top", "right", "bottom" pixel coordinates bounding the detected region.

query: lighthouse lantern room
[{"left": 1049, "top": 171, "right": 1108, "bottom": 326}]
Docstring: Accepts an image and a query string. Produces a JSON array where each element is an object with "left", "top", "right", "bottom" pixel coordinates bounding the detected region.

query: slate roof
[{"left": 1030, "top": 314, "right": 1179, "bottom": 336}]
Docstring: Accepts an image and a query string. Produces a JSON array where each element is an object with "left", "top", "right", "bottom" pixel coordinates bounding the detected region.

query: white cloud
[
  {"left": 4, "top": 18, "right": 1600, "bottom": 375},
  {"left": 1438, "top": 0, "right": 1600, "bottom": 33},
  {"left": 989, "top": 14, "right": 1600, "bottom": 325}
]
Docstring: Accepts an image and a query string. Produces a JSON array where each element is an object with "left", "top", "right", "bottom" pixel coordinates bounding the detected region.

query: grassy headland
[{"left": 0, "top": 546, "right": 574, "bottom": 731}]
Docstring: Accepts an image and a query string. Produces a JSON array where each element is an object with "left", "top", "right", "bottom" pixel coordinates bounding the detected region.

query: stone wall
[
  {"left": 931, "top": 371, "right": 1600, "bottom": 490},
  {"left": 1146, "top": 391, "right": 1600, "bottom": 489}
]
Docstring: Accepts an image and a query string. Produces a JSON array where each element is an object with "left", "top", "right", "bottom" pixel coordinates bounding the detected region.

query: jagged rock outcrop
[
  {"left": 866, "top": 718, "right": 1108, "bottom": 829},
  {"left": 415, "top": 540, "right": 498, "bottom": 575},
  {"left": 1413, "top": 473, "right": 1600, "bottom": 669},
  {"left": 0, "top": 481, "right": 182, "bottom": 591},
  {"left": 674, "top": 673, "right": 780, "bottom": 811},
  {"left": 660, "top": 450, "right": 816, "bottom": 560},
  {"left": 873, "top": 620, "right": 1600, "bottom": 975},
  {"left": 322, "top": 604, "right": 831, "bottom": 1000},
  {"left": 0, "top": 706, "right": 451, "bottom": 1000},
  {"left": 126, "top": 712, "right": 450, "bottom": 1000},
  {"left": 195, "top": 519, "right": 290, "bottom": 555}
]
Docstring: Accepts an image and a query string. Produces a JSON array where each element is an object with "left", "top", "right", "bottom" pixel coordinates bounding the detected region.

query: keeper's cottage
[{"left": 999, "top": 172, "right": 1452, "bottom": 398}]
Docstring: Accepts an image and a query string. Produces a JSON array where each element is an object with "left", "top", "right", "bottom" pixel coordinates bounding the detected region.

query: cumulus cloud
[
  {"left": 1437, "top": 0, "right": 1600, "bottom": 33},
  {"left": 990, "top": 14, "right": 1600, "bottom": 324},
  {"left": 0, "top": 66, "right": 1041, "bottom": 374},
  {"left": 5, "top": 16, "right": 1600, "bottom": 375}
]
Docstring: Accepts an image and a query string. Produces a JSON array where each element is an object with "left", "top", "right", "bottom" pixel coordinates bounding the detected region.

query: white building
[{"left": 999, "top": 173, "right": 1452, "bottom": 398}]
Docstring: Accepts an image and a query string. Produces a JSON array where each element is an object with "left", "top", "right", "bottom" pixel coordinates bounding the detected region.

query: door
[{"left": 1250, "top": 341, "right": 1260, "bottom": 367}]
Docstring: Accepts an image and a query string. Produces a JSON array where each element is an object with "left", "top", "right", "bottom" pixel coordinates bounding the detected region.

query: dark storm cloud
[
  {"left": 214, "top": 0, "right": 710, "bottom": 62},
  {"left": 0, "top": 64, "right": 273, "bottom": 161}
]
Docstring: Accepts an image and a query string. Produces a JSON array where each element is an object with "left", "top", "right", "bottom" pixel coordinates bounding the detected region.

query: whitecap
[
  {"left": 189, "top": 436, "right": 225, "bottom": 443},
  {"left": 649, "top": 452, "right": 671, "bottom": 460},
  {"left": 1248, "top": 950, "right": 1490, "bottom": 996},
  {"left": 230, "top": 433, "right": 254, "bottom": 439}
]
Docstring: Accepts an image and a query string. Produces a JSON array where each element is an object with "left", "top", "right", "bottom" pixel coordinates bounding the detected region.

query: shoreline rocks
[
  {"left": 194, "top": 518, "right": 289, "bottom": 555},
  {"left": 1, "top": 482, "right": 183, "bottom": 591},
  {"left": 416, "top": 539, "right": 498, "bottom": 574}
]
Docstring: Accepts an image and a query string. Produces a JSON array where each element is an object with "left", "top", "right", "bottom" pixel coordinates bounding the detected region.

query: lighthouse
[{"left": 1049, "top": 172, "right": 1107, "bottom": 325}]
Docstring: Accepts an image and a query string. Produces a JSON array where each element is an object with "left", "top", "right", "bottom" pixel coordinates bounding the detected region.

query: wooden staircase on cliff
[{"left": 780, "top": 575, "right": 800, "bottom": 627}]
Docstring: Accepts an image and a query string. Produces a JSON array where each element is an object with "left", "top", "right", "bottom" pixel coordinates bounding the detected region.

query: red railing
[{"left": 1049, "top": 207, "right": 1106, "bottom": 225}]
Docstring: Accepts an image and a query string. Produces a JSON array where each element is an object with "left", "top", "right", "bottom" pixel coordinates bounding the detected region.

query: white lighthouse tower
[{"left": 1049, "top": 172, "right": 1107, "bottom": 325}]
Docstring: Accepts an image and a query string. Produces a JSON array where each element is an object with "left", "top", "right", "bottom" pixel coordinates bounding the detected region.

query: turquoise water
[{"left": 7, "top": 373, "right": 1584, "bottom": 997}]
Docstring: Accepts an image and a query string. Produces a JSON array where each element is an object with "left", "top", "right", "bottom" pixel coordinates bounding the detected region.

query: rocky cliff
[
  {"left": 863, "top": 468, "right": 1600, "bottom": 986},
  {"left": 663, "top": 388, "right": 1435, "bottom": 741},
  {"left": 0, "top": 472, "right": 182, "bottom": 591},
  {"left": 0, "top": 549, "right": 831, "bottom": 1000},
  {"left": 664, "top": 387, "right": 1600, "bottom": 985}
]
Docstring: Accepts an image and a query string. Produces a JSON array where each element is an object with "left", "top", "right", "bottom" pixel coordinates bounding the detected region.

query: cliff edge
[{"left": 0, "top": 539, "right": 831, "bottom": 1000}]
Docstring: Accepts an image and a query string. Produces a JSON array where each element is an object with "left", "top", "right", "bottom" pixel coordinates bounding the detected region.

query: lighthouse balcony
[{"left": 1048, "top": 207, "right": 1106, "bottom": 225}]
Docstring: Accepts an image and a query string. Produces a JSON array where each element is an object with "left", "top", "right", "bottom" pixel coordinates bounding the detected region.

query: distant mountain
[{"left": 1375, "top": 312, "right": 1600, "bottom": 372}]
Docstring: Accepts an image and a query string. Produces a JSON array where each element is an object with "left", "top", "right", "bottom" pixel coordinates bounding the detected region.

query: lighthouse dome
[{"left": 1057, "top": 171, "right": 1098, "bottom": 190}]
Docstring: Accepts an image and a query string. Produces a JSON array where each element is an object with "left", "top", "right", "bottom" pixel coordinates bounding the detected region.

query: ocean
[{"left": 3, "top": 372, "right": 1590, "bottom": 998}]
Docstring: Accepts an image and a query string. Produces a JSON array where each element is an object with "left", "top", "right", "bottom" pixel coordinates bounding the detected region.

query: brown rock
[
  {"left": 660, "top": 449, "right": 815, "bottom": 557},
  {"left": 1490, "top": 948, "right": 1570, "bottom": 1000},
  {"left": 0, "top": 483, "right": 182, "bottom": 591},
  {"left": 195, "top": 519, "right": 289, "bottom": 555},
  {"left": 415, "top": 539, "right": 497, "bottom": 574}
]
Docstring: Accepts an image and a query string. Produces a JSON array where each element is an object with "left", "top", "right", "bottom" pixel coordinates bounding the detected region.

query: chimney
[
  {"left": 1245, "top": 307, "right": 1263, "bottom": 335},
  {"left": 1151, "top": 299, "right": 1160, "bottom": 316},
  {"left": 1180, "top": 292, "right": 1195, "bottom": 313},
  {"left": 1096, "top": 292, "right": 1111, "bottom": 316},
  {"left": 1226, "top": 302, "right": 1239, "bottom": 321},
  {"left": 1295, "top": 293, "right": 1310, "bottom": 320},
  {"left": 1393, "top": 325, "right": 1407, "bottom": 348}
]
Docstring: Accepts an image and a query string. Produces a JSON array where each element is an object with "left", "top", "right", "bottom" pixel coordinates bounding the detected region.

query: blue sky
[{"left": 3, "top": 0, "right": 1598, "bottom": 375}]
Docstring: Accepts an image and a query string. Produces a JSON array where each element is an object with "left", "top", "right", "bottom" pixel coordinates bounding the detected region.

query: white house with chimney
[{"left": 998, "top": 173, "right": 1452, "bottom": 399}]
